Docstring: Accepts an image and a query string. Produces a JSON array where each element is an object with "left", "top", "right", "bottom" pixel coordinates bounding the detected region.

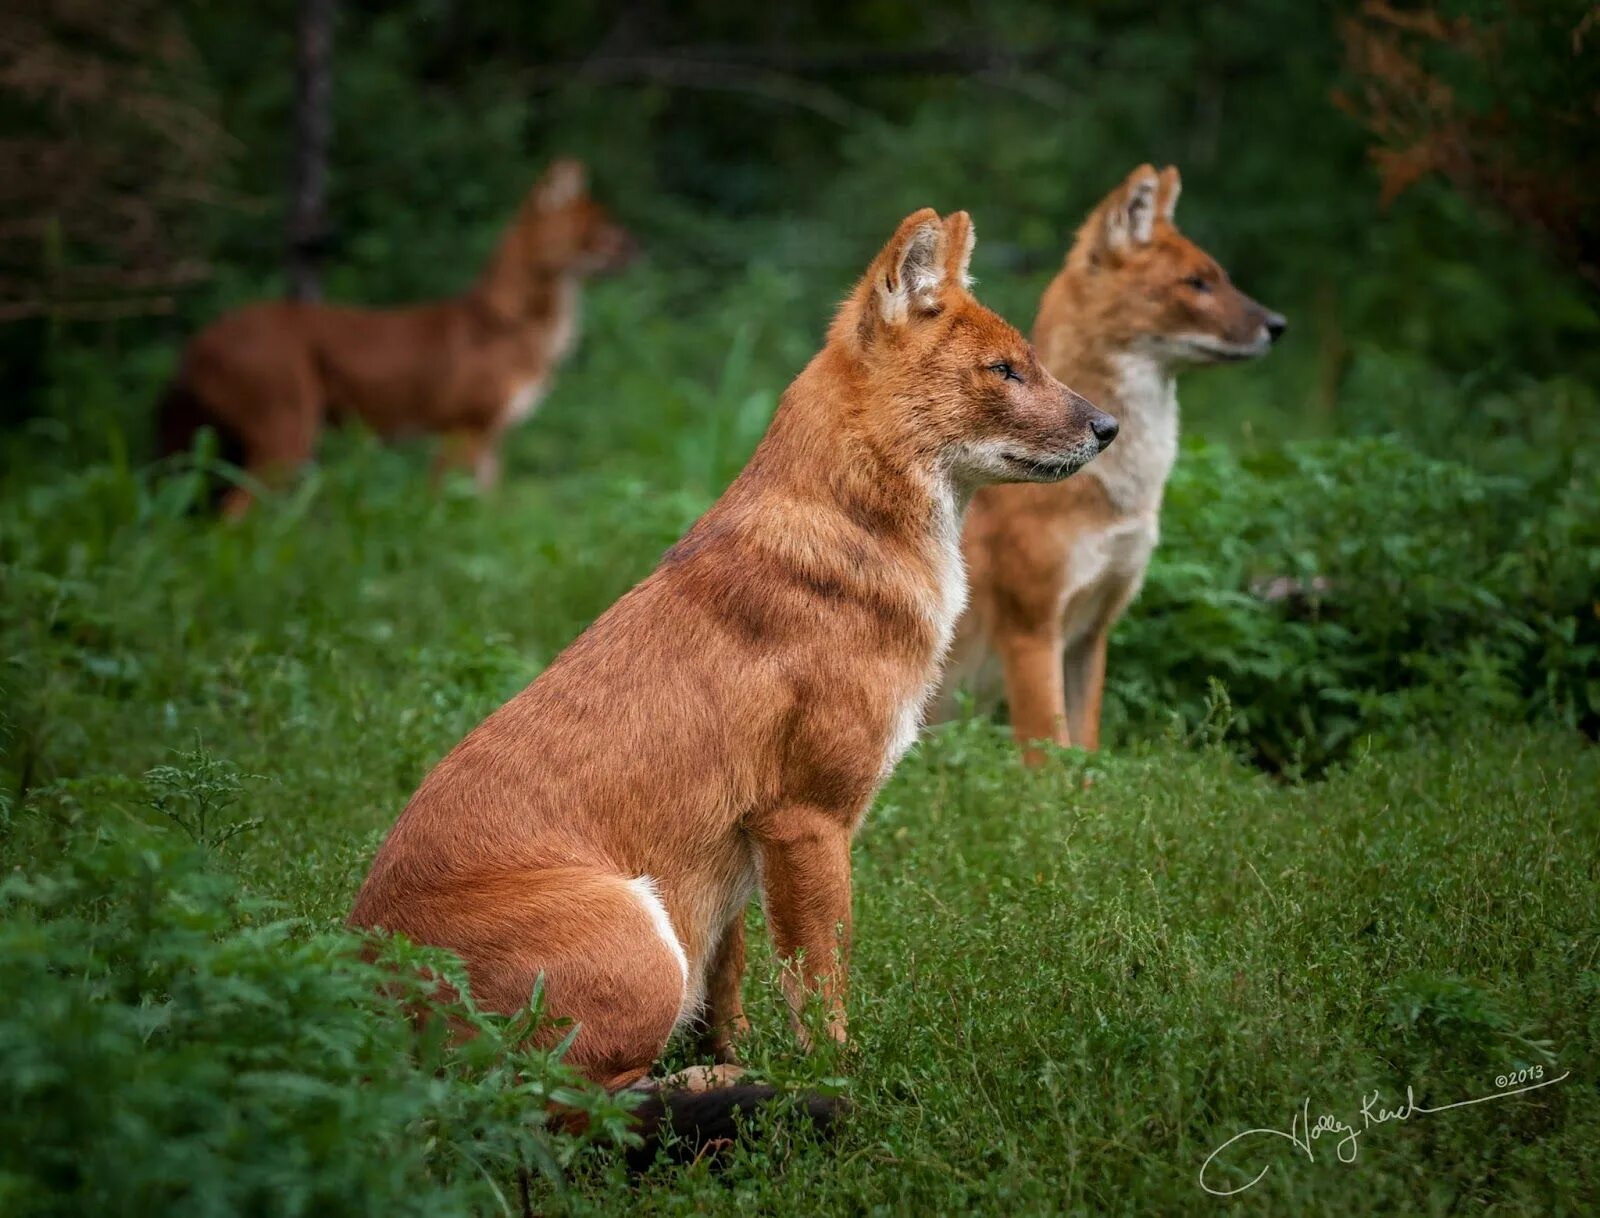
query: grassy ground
[
  {"left": 2, "top": 266, "right": 1597, "bottom": 1214},
  {"left": 3, "top": 432, "right": 1596, "bottom": 1215}
]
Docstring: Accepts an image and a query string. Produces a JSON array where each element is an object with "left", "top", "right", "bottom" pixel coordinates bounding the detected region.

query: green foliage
[
  {"left": 11, "top": 0, "right": 1600, "bottom": 437},
  {"left": 0, "top": 808, "right": 635, "bottom": 1216},
  {"left": 1337, "top": 0, "right": 1600, "bottom": 289},
  {"left": 1107, "top": 436, "right": 1600, "bottom": 774},
  {"left": 144, "top": 746, "right": 264, "bottom": 853},
  {"left": 1, "top": 384, "right": 1597, "bottom": 1210}
]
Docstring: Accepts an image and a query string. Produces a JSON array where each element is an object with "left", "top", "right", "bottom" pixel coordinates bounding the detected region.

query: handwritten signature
[{"left": 1199, "top": 1065, "right": 1570, "bottom": 1197}]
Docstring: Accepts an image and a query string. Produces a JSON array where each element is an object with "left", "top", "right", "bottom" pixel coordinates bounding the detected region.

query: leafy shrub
[
  {"left": 0, "top": 760, "right": 636, "bottom": 1217},
  {"left": 1107, "top": 436, "right": 1600, "bottom": 774}
]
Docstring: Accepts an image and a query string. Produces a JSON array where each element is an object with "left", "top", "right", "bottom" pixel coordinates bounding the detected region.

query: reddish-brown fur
[
  {"left": 349, "top": 208, "right": 1116, "bottom": 1090},
  {"left": 939, "top": 165, "right": 1284, "bottom": 763},
  {"left": 161, "top": 159, "right": 634, "bottom": 516}
]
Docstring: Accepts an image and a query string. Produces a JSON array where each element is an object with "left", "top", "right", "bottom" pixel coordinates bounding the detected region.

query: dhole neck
[
  {"left": 472, "top": 236, "right": 574, "bottom": 326},
  {"left": 682, "top": 364, "right": 967, "bottom": 661},
  {"left": 1047, "top": 273, "right": 1181, "bottom": 385},
  {"left": 762, "top": 379, "right": 958, "bottom": 555}
]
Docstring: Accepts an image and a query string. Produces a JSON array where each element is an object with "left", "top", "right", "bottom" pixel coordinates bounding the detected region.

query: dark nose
[
  {"left": 1090, "top": 410, "right": 1119, "bottom": 450},
  {"left": 1265, "top": 312, "right": 1287, "bottom": 343}
]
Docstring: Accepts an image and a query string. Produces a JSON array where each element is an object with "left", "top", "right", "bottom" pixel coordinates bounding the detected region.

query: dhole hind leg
[
  {"left": 658, "top": 1063, "right": 748, "bottom": 1092},
  {"left": 220, "top": 436, "right": 316, "bottom": 520},
  {"left": 219, "top": 370, "right": 323, "bottom": 519},
  {"left": 472, "top": 436, "right": 503, "bottom": 491},
  {"left": 693, "top": 912, "right": 750, "bottom": 1064},
  {"left": 928, "top": 605, "right": 1005, "bottom": 725},
  {"left": 995, "top": 623, "right": 1070, "bottom": 766},
  {"left": 1062, "top": 626, "right": 1110, "bottom": 752},
  {"left": 384, "top": 868, "right": 689, "bottom": 1090}
]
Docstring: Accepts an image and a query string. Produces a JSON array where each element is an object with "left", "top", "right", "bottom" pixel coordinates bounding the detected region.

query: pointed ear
[
  {"left": 1102, "top": 164, "right": 1160, "bottom": 252},
  {"left": 872, "top": 208, "right": 946, "bottom": 326},
  {"left": 1156, "top": 166, "right": 1182, "bottom": 225},
  {"left": 941, "top": 211, "right": 976, "bottom": 290},
  {"left": 533, "top": 158, "right": 588, "bottom": 211}
]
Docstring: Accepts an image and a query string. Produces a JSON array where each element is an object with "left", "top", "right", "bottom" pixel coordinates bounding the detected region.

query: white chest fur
[
  {"left": 1054, "top": 353, "right": 1179, "bottom": 639},
  {"left": 883, "top": 484, "right": 969, "bottom": 778},
  {"left": 1094, "top": 352, "right": 1179, "bottom": 515},
  {"left": 544, "top": 275, "right": 581, "bottom": 366},
  {"left": 499, "top": 278, "right": 581, "bottom": 430},
  {"left": 926, "top": 482, "right": 971, "bottom": 659},
  {"left": 501, "top": 376, "right": 547, "bottom": 426}
]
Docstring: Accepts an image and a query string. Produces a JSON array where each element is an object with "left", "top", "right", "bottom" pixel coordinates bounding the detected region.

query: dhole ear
[
  {"left": 1156, "top": 166, "right": 1182, "bottom": 225},
  {"left": 1102, "top": 164, "right": 1160, "bottom": 251},
  {"left": 533, "top": 158, "right": 588, "bottom": 211},
  {"left": 941, "top": 211, "right": 976, "bottom": 290},
  {"left": 873, "top": 208, "right": 946, "bottom": 326}
]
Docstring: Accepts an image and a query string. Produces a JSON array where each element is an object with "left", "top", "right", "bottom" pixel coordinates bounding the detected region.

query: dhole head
[
  {"left": 518, "top": 159, "right": 637, "bottom": 275},
  {"left": 837, "top": 209, "right": 1118, "bottom": 488},
  {"left": 1070, "top": 164, "right": 1286, "bottom": 364}
]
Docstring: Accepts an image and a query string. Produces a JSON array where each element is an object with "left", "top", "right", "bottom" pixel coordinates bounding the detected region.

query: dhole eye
[
  {"left": 1184, "top": 274, "right": 1211, "bottom": 292},
  {"left": 988, "top": 362, "right": 1022, "bottom": 382}
]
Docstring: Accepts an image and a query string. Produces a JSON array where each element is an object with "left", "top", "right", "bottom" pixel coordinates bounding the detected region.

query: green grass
[
  {"left": 3, "top": 446, "right": 1596, "bottom": 1214},
  {"left": 2, "top": 271, "right": 1597, "bottom": 1213}
]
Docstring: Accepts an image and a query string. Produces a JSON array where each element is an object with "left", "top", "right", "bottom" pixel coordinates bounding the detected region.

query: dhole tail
[
  {"left": 157, "top": 378, "right": 204, "bottom": 457},
  {"left": 622, "top": 1084, "right": 842, "bottom": 1170},
  {"left": 156, "top": 378, "right": 249, "bottom": 512},
  {"left": 157, "top": 378, "right": 244, "bottom": 467}
]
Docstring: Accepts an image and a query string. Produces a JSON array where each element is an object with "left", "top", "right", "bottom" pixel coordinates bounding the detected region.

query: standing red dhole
[
  {"left": 938, "top": 166, "right": 1284, "bottom": 764},
  {"left": 348, "top": 208, "right": 1116, "bottom": 1150},
  {"left": 160, "top": 159, "right": 634, "bottom": 516}
]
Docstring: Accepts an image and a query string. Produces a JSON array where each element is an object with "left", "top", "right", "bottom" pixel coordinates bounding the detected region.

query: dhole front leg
[
  {"left": 433, "top": 427, "right": 501, "bottom": 491},
  {"left": 996, "top": 623, "right": 1069, "bottom": 765},
  {"left": 694, "top": 913, "right": 750, "bottom": 1063},
  {"left": 471, "top": 438, "right": 502, "bottom": 490},
  {"left": 750, "top": 806, "right": 853, "bottom": 1047}
]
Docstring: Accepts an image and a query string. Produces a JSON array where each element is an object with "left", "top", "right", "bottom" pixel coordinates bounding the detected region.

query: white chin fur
[
  {"left": 1164, "top": 332, "right": 1271, "bottom": 364},
  {"left": 954, "top": 438, "right": 1101, "bottom": 487}
]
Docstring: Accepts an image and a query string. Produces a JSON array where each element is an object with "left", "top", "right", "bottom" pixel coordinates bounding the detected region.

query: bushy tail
[
  {"left": 623, "top": 1084, "right": 841, "bottom": 1170},
  {"left": 158, "top": 378, "right": 202, "bottom": 457},
  {"left": 158, "top": 378, "right": 246, "bottom": 464}
]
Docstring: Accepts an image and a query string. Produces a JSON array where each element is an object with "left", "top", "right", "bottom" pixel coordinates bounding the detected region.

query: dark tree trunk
[{"left": 288, "top": 0, "right": 334, "bottom": 302}]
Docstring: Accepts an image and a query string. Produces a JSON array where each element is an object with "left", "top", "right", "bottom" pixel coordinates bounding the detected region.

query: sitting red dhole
[{"left": 348, "top": 207, "right": 1116, "bottom": 1150}]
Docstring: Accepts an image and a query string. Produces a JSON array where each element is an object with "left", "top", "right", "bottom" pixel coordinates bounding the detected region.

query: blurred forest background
[{"left": 3, "top": 0, "right": 1597, "bottom": 451}]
